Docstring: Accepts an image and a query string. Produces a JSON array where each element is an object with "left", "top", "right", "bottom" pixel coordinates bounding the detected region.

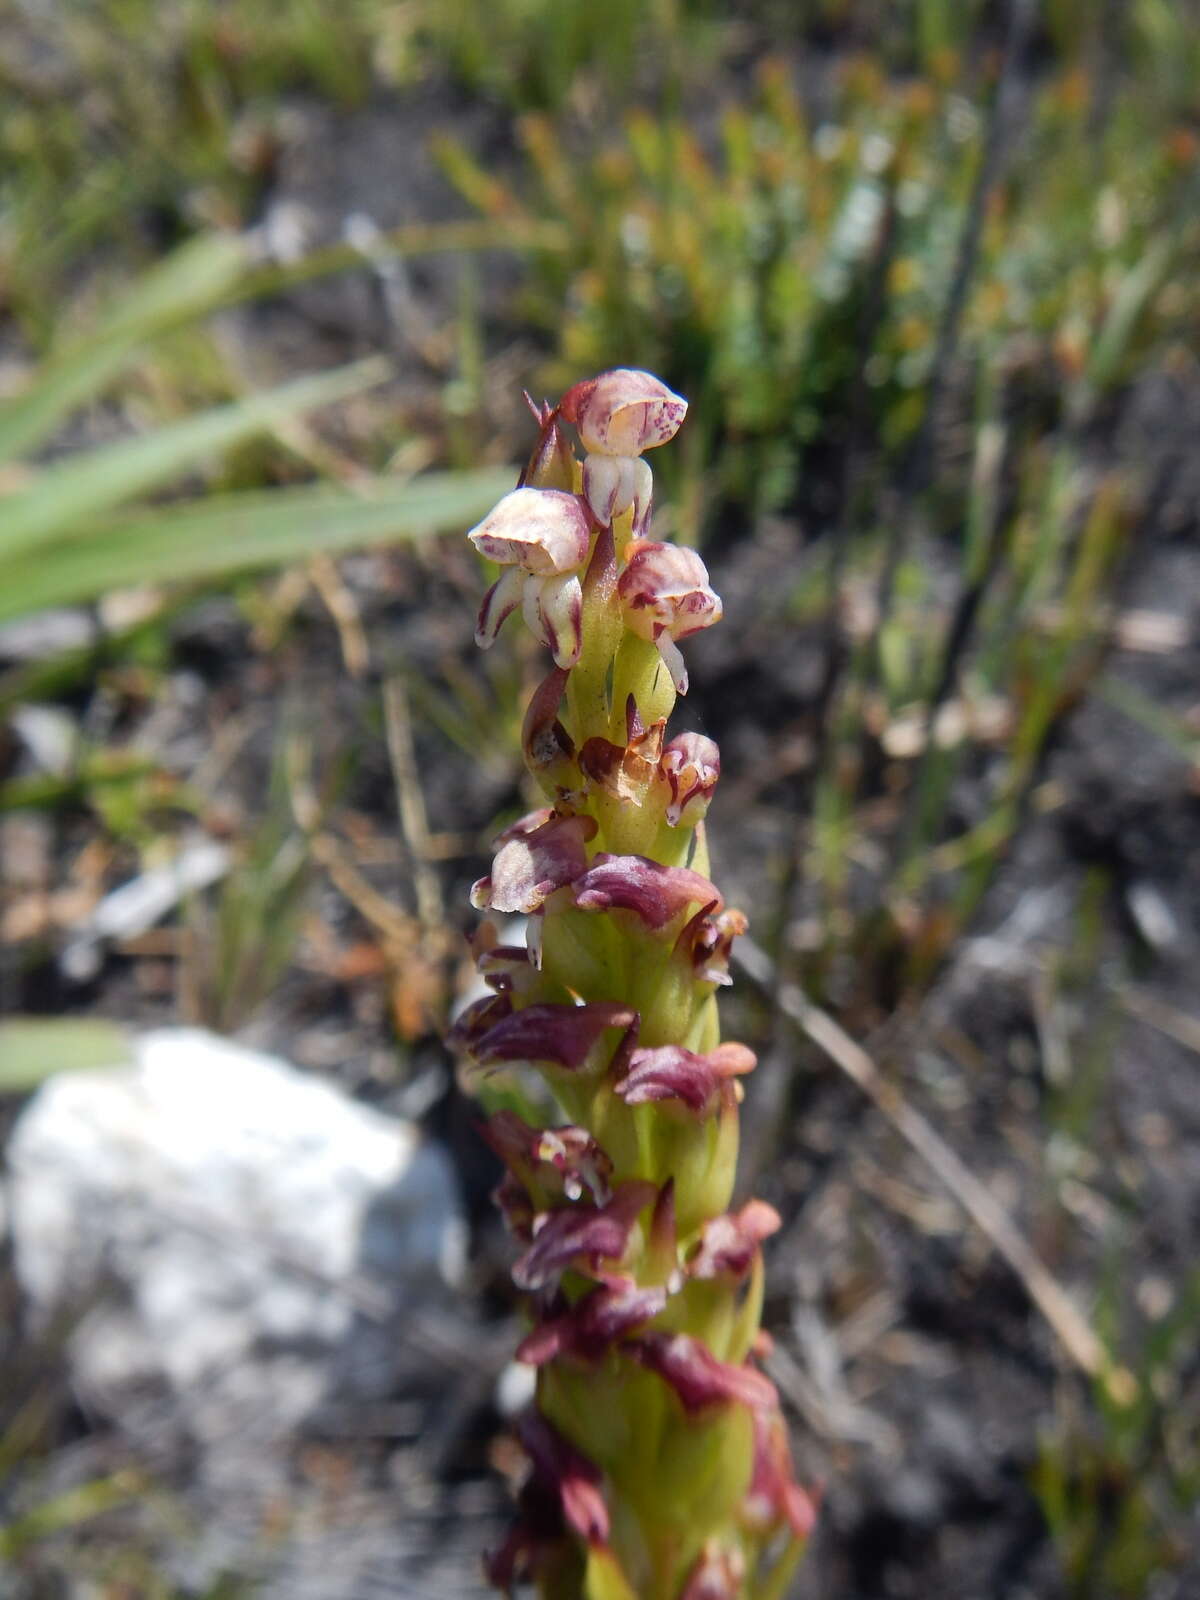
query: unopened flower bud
[{"left": 520, "top": 395, "right": 578, "bottom": 492}]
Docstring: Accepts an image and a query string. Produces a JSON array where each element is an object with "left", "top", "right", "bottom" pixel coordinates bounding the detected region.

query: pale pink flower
[
  {"left": 468, "top": 487, "right": 591, "bottom": 667},
  {"left": 559, "top": 369, "right": 686, "bottom": 530},
  {"left": 617, "top": 540, "right": 722, "bottom": 692},
  {"left": 560, "top": 368, "right": 687, "bottom": 458}
]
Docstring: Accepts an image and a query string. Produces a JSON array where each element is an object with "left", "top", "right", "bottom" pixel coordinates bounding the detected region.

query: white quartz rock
[{"left": 6, "top": 1028, "right": 466, "bottom": 1447}]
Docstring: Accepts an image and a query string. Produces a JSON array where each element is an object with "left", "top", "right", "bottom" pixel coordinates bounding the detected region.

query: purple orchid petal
[
  {"left": 483, "top": 1409, "right": 613, "bottom": 1592},
  {"left": 517, "top": 1282, "right": 668, "bottom": 1366},
  {"left": 511, "top": 1180, "right": 657, "bottom": 1291},
  {"left": 533, "top": 1125, "right": 614, "bottom": 1202},
  {"left": 482, "top": 1111, "right": 613, "bottom": 1206},
  {"left": 615, "top": 1041, "right": 756, "bottom": 1117},
  {"left": 446, "top": 992, "right": 513, "bottom": 1055},
  {"left": 517, "top": 1411, "right": 610, "bottom": 1547},
  {"left": 475, "top": 564, "right": 526, "bottom": 650},
  {"left": 626, "top": 1332, "right": 777, "bottom": 1416},
  {"left": 573, "top": 853, "right": 722, "bottom": 930},
  {"left": 472, "top": 811, "right": 597, "bottom": 915},
  {"left": 469, "top": 1000, "right": 636, "bottom": 1075},
  {"left": 690, "top": 1200, "right": 781, "bottom": 1280}
]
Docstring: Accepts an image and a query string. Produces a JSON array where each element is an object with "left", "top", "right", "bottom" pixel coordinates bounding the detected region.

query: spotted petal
[
  {"left": 468, "top": 487, "right": 592, "bottom": 574},
  {"left": 560, "top": 369, "right": 687, "bottom": 458}
]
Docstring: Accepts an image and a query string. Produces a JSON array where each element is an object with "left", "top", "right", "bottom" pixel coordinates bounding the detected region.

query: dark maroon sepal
[
  {"left": 446, "top": 992, "right": 513, "bottom": 1055},
  {"left": 626, "top": 1332, "right": 777, "bottom": 1416},
  {"left": 484, "top": 1408, "right": 610, "bottom": 1594},
  {"left": 573, "top": 853, "right": 722, "bottom": 929},
  {"left": 517, "top": 1282, "right": 668, "bottom": 1366},
  {"left": 518, "top": 1410, "right": 610, "bottom": 1547},
  {"left": 470, "top": 1000, "right": 636, "bottom": 1074},
  {"left": 689, "top": 1199, "right": 781, "bottom": 1279},
  {"left": 511, "top": 1180, "right": 657, "bottom": 1292},
  {"left": 615, "top": 1041, "right": 756, "bottom": 1117}
]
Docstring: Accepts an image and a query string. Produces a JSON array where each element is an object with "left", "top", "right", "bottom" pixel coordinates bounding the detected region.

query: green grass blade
[
  {"left": 0, "top": 468, "right": 515, "bottom": 622},
  {"left": 1082, "top": 234, "right": 1175, "bottom": 399},
  {"left": 0, "top": 356, "right": 391, "bottom": 564},
  {"left": 0, "top": 1018, "right": 134, "bottom": 1093},
  {"left": 0, "top": 233, "right": 250, "bottom": 466}
]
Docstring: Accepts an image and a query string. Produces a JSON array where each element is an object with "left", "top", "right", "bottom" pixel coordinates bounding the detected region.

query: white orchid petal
[
  {"left": 629, "top": 457, "right": 654, "bottom": 535},
  {"left": 562, "top": 370, "right": 688, "bottom": 458},
  {"left": 538, "top": 572, "right": 585, "bottom": 669},
  {"left": 656, "top": 633, "right": 689, "bottom": 695},
  {"left": 475, "top": 565, "right": 526, "bottom": 649},
  {"left": 582, "top": 454, "right": 623, "bottom": 526},
  {"left": 523, "top": 573, "right": 550, "bottom": 646},
  {"left": 467, "top": 487, "right": 591, "bottom": 574}
]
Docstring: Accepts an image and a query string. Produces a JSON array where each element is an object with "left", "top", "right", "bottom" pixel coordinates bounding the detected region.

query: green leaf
[
  {"left": 0, "top": 1018, "right": 133, "bottom": 1094},
  {"left": 0, "top": 1470, "right": 143, "bottom": 1558},
  {"left": 1082, "top": 234, "right": 1175, "bottom": 399},
  {"left": 0, "top": 233, "right": 250, "bottom": 467},
  {"left": 0, "top": 467, "right": 515, "bottom": 622},
  {"left": 0, "top": 356, "right": 391, "bottom": 565}
]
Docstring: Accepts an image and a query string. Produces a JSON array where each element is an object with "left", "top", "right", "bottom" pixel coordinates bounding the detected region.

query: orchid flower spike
[{"left": 454, "top": 370, "right": 811, "bottom": 1600}]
